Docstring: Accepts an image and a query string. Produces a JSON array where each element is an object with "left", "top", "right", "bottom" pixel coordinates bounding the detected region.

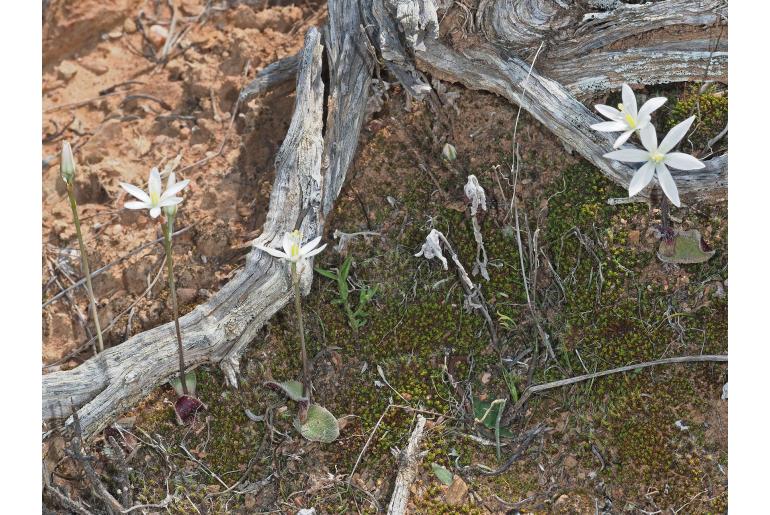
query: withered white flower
[
  {"left": 603, "top": 115, "right": 704, "bottom": 207},
  {"left": 257, "top": 230, "right": 326, "bottom": 264},
  {"left": 464, "top": 175, "right": 487, "bottom": 216},
  {"left": 415, "top": 229, "right": 448, "bottom": 269},
  {"left": 591, "top": 83, "right": 667, "bottom": 148},
  {"left": 121, "top": 167, "right": 189, "bottom": 218}
]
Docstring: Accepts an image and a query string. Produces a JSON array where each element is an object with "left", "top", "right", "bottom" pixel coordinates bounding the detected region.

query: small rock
[
  {"left": 564, "top": 455, "right": 578, "bottom": 469},
  {"left": 481, "top": 371, "right": 492, "bottom": 384},
  {"left": 123, "top": 18, "right": 137, "bottom": 34},
  {"left": 82, "top": 60, "right": 109, "bottom": 75},
  {"left": 108, "top": 30, "right": 123, "bottom": 39},
  {"left": 445, "top": 475, "right": 468, "bottom": 506},
  {"left": 57, "top": 60, "right": 79, "bottom": 81},
  {"left": 148, "top": 25, "right": 168, "bottom": 49}
]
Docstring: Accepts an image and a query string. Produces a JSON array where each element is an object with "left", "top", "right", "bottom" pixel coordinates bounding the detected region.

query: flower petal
[
  {"left": 658, "top": 116, "right": 696, "bottom": 154},
  {"left": 656, "top": 163, "right": 680, "bottom": 207},
  {"left": 300, "top": 236, "right": 322, "bottom": 255},
  {"left": 639, "top": 124, "right": 658, "bottom": 153},
  {"left": 120, "top": 182, "right": 150, "bottom": 203},
  {"left": 595, "top": 104, "right": 622, "bottom": 120},
  {"left": 161, "top": 179, "right": 190, "bottom": 199},
  {"left": 612, "top": 130, "right": 634, "bottom": 149},
  {"left": 664, "top": 152, "right": 705, "bottom": 170},
  {"left": 159, "top": 196, "right": 184, "bottom": 207},
  {"left": 303, "top": 243, "right": 327, "bottom": 259},
  {"left": 604, "top": 148, "right": 650, "bottom": 163},
  {"left": 149, "top": 167, "right": 162, "bottom": 200},
  {"left": 622, "top": 83, "right": 638, "bottom": 117},
  {"left": 283, "top": 232, "right": 298, "bottom": 257},
  {"left": 628, "top": 161, "right": 655, "bottom": 197},
  {"left": 150, "top": 206, "right": 162, "bottom": 218},
  {"left": 257, "top": 244, "right": 289, "bottom": 260},
  {"left": 591, "top": 121, "right": 628, "bottom": 132},
  {"left": 638, "top": 97, "right": 667, "bottom": 120},
  {"left": 124, "top": 200, "right": 150, "bottom": 210}
]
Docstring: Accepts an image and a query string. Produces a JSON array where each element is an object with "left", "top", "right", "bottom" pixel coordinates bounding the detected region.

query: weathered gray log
[
  {"left": 551, "top": 48, "right": 727, "bottom": 97},
  {"left": 477, "top": 0, "right": 727, "bottom": 59},
  {"left": 239, "top": 53, "right": 301, "bottom": 104},
  {"left": 321, "top": 0, "right": 376, "bottom": 215}
]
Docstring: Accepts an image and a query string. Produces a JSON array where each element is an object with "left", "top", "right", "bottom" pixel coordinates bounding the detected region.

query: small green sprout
[{"left": 315, "top": 256, "right": 378, "bottom": 331}]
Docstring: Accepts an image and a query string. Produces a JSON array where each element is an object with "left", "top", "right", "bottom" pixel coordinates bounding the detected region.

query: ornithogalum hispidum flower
[
  {"left": 591, "top": 83, "right": 667, "bottom": 148},
  {"left": 257, "top": 230, "right": 326, "bottom": 264},
  {"left": 603, "top": 116, "right": 704, "bottom": 207},
  {"left": 120, "top": 167, "right": 189, "bottom": 218},
  {"left": 60, "top": 141, "right": 76, "bottom": 183}
]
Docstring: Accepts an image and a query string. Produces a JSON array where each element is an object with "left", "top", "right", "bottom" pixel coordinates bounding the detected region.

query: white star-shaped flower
[
  {"left": 120, "top": 167, "right": 190, "bottom": 218},
  {"left": 591, "top": 84, "right": 667, "bottom": 148},
  {"left": 257, "top": 230, "right": 326, "bottom": 264},
  {"left": 604, "top": 116, "right": 704, "bottom": 207}
]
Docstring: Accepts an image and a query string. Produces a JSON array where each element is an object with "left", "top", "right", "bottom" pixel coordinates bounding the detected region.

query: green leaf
[
  {"left": 315, "top": 268, "right": 339, "bottom": 281},
  {"left": 431, "top": 463, "right": 453, "bottom": 485},
  {"left": 657, "top": 229, "right": 715, "bottom": 264},
  {"left": 297, "top": 404, "right": 340, "bottom": 443},
  {"left": 169, "top": 371, "right": 197, "bottom": 397},
  {"left": 340, "top": 257, "right": 352, "bottom": 280},
  {"left": 264, "top": 380, "right": 307, "bottom": 402}
]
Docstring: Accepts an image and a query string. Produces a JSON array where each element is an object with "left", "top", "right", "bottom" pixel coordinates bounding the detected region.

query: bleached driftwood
[{"left": 43, "top": 0, "right": 728, "bottom": 438}]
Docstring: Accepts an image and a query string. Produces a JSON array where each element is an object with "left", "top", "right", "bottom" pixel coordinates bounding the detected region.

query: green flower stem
[
  {"left": 163, "top": 214, "right": 188, "bottom": 395},
  {"left": 291, "top": 262, "right": 312, "bottom": 405},
  {"left": 66, "top": 182, "right": 104, "bottom": 354}
]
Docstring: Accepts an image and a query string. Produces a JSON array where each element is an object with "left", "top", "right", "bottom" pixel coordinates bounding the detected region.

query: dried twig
[
  {"left": 510, "top": 354, "right": 728, "bottom": 415},
  {"left": 387, "top": 415, "right": 427, "bottom": 515}
]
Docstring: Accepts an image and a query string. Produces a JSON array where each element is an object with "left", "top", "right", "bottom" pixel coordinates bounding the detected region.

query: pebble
[{"left": 57, "top": 60, "right": 79, "bottom": 81}]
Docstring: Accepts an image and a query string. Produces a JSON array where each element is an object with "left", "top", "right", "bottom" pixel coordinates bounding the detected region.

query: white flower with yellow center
[
  {"left": 257, "top": 230, "right": 326, "bottom": 264},
  {"left": 591, "top": 83, "right": 667, "bottom": 148},
  {"left": 603, "top": 115, "right": 704, "bottom": 207},
  {"left": 120, "top": 167, "right": 189, "bottom": 218}
]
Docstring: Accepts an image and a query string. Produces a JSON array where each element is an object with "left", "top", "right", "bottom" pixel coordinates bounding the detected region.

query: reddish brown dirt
[{"left": 42, "top": 0, "right": 325, "bottom": 367}]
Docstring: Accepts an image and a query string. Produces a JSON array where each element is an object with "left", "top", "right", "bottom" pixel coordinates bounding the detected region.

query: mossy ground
[{"left": 98, "top": 83, "right": 726, "bottom": 513}]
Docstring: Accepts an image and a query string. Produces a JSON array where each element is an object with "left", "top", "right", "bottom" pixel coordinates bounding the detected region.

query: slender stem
[
  {"left": 66, "top": 182, "right": 104, "bottom": 354},
  {"left": 660, "top": 194, "right": 671, "bottom": 234},
  {"left": 163, "top": 215, "right": 188, "bottom": 395},
  {"left": 292, "top": 262, "right": 312, "bottom": 404}
]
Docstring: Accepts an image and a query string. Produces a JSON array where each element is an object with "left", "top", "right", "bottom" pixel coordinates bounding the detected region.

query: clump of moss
[{"left": 665, "top": 84, "right": 728, "bottom": 152}]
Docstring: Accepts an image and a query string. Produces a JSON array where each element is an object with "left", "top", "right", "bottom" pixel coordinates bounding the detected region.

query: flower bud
[
  {"left": 442, "top": 142, "right": 457, "bottom": 162},
  {"left": 60, "top": 141, "right": 76, "bottom": 183}
]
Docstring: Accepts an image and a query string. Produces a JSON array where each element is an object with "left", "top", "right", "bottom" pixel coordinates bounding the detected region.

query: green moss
[{"left": 665, "top": 85, "right": 728, "bottom": 152}]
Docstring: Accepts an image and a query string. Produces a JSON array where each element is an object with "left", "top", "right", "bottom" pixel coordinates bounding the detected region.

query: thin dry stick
[{"left": 511, "top": 354, "right": 728, "bottom": 414}]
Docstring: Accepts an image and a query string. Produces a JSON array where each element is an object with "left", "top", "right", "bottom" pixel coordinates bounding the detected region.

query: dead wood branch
[
  {"left": 387, "top": 415, "right": 428, "bottom": 515},
  {"left": 510, "top": 354, "right": 728, "bottom": 415}
]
